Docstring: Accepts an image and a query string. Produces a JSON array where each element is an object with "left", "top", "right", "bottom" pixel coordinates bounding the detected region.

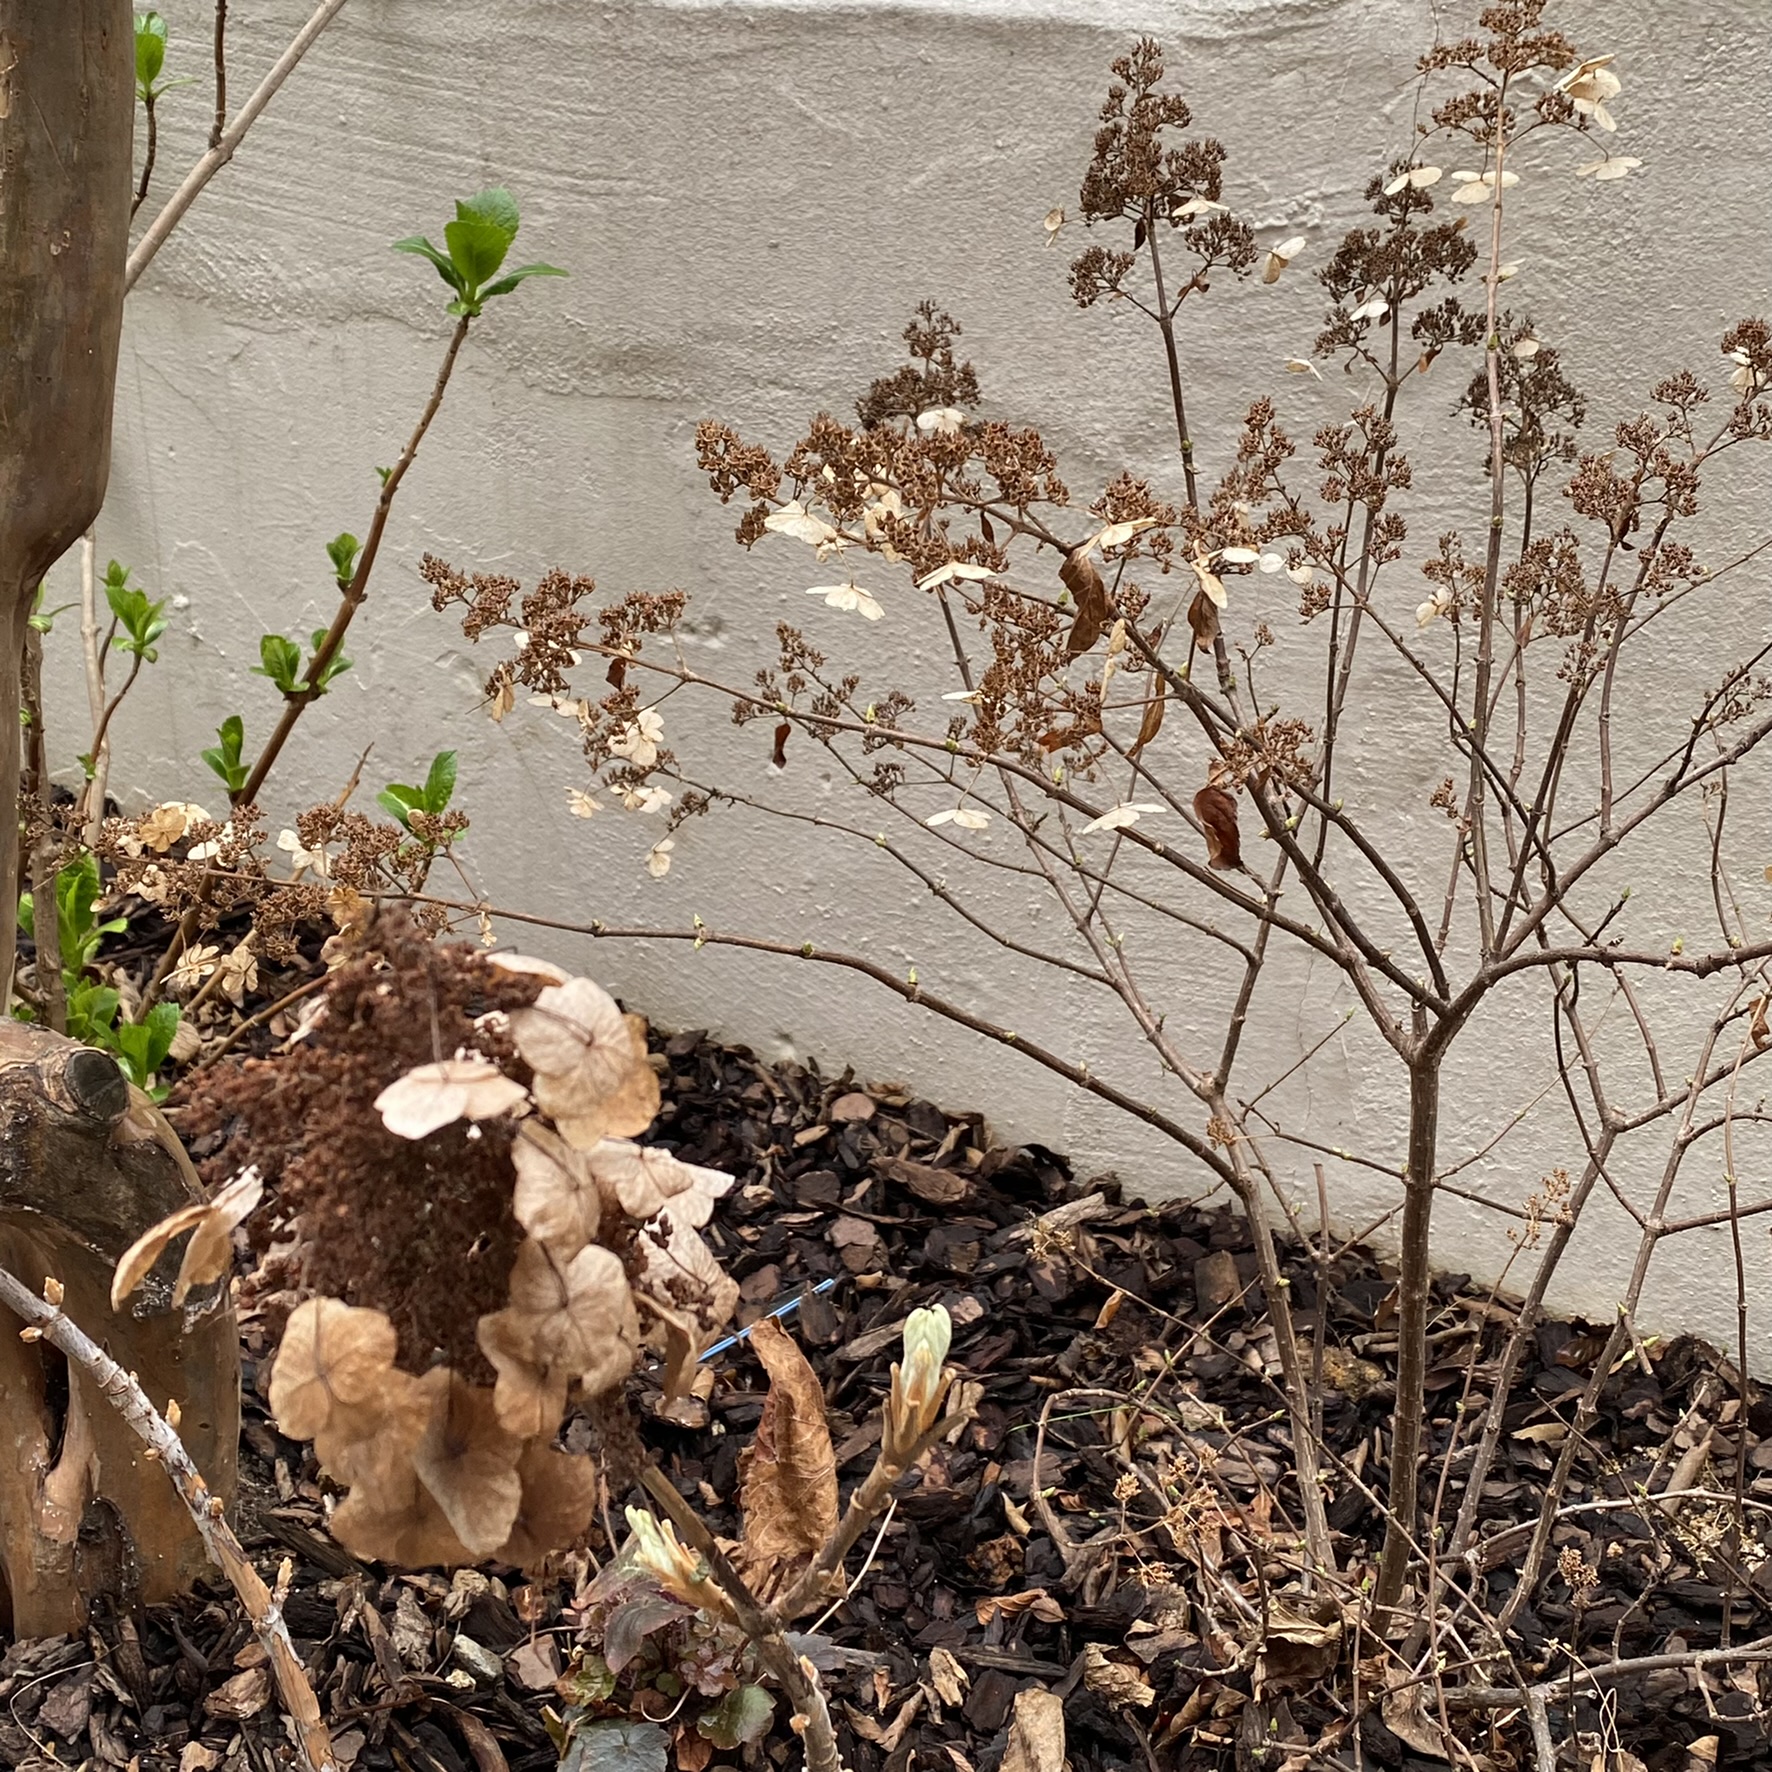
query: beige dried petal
[
  {"left": 375, "top": 1056, "right": 528, "bottom": 1140},
  {"left": 312, "top": 1378, "right": 432, "bottom": 1490},
  {"left": 504, "top": 1238, "right": 640, "bottom": 1397},
  {"left": 512, "top": 1124, "right": 601, "bottom": 1256},
  {"left": 495, "top": 1440, "right": 600, "bottom": 1568},
  {"left": 485, "top": 951, "right": 570, "bottom": 985},
  {"left": 585, "top": 1139, "right": 734, "bottom": 1228},
  {"left": 514, "top": 976, "right": 623, "bottom": 1076},
  {"left": 412, "top": 1369, "right": 524, "bottom": 1557},
  {"left": 530, "top": 1002, "right": 661, "bottom": 1148},
  {"left": 477, "top": 1308, "right": 571, "bottom": 1440},
  {"left": 269, "top": 1297, "right": 401, "bottom": 1441},
  {"left": 329, "top": 1447, "right": 475, "bottom": 1569},
  {"left": 641, "top": 1218, "right": 740, "bottom": 1335}
]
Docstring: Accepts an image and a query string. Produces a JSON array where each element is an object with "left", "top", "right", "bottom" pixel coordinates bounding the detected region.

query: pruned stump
[{"left": 0, "top": 1024, "right": 240, "bottom": 1637}]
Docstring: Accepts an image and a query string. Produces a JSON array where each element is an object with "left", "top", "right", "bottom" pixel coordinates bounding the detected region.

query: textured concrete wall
[{"left": 43, "top": 0, "right": 1772, "bottom": 1350}]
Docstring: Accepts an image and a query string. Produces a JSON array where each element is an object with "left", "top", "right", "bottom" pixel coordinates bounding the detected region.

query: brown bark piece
[{"left": 0, "top": 1024, "right": 241, "bottom": 1636}]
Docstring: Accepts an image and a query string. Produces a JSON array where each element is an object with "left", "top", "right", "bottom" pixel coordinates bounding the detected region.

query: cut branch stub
[{"left": 0, "top": 1023, "right": 240, "bottom": 1637}]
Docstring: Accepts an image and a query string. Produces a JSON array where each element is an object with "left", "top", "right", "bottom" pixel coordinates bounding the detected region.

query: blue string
[{"left": 699, "top": 1277, "right": 839, "bottom": 1362}]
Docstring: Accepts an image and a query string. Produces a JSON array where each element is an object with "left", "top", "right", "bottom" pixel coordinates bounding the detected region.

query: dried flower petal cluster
[{"left": 174, "top": 920, "right": 736, "bottom": 1570}]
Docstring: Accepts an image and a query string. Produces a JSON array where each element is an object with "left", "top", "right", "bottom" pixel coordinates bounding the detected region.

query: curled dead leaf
[
  {"left": 1129, "top": 684, "right": 1167, "bottom": 758},
  {"left": 1194, "top": 783, "right": 1243, "bottom": 870},
  {"left": 1186, "top": 589, "right": 1221, "bottom": 654},
  {"left": 112, "top": 1167, "right": 264, "bottom": 1311},
  {"left": 739, "top": 1317, "right": 839, "bottom": 1605},
  {"left": 1060, "top": 544, "right": 1109, "bottom": 657}
]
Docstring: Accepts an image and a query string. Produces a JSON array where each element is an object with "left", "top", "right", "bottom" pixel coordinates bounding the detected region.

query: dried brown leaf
[
  {"left": 412, "top": 1369, "right": 524, "bottom": 1556},
  {"left": 772, "top": 721, "right": 791, "bottom": 769},
  {"left": 1186, "top": 589, "right": 1220, "bottom": 654},
  {"left": 1194, "top": 783, "right": 1242, "bottom": 870},
  {"left": 1061, "top": 544, "right": 1109, "bottom": 656},
  {"left": 1001, "top": 1688, "right": 1065, "bottom": 1772},
  {"left": 739, "top": 1317, "right": 838, "bottom": 1601},
  {"left": 1129, "top": 683, "right": 1167, "bottom": 758},
  {"left": 1380, "top": 1674, "right": 1450, "bottom": 1759}
]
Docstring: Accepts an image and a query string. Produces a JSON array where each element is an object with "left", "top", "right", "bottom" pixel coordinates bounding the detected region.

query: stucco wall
[{"left": 42, "top": 0, "right": 1772, "bottom": 1350}]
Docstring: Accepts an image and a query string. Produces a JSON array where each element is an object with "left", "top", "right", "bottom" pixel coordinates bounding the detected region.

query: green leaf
[
  {"left": 377, "top": 784, "right": 422, "bottom": 830},
  {"left": 203, "top": 714, "right": 248, "bottom": 793},
  {"left": 422, "top": 750, "right": 457, "bottom": 813},
  {"left": 697, "top": 1687, "right": 774, "bottom": 1750},
  {"left": 478, "top": 262, "right": 569, "bottom": 302},
  {"left": 310, "top": 630, "right": 352, "bottom": 689},
  {"left": 252, "top": 633, "right": 304, "bottom": 693},
  {"left": 456, "top": 186, "right": 520, "bottom": 243},
  {"left": 560, "top": 1722, "right": 668, "bottom": 1772},
  {"left": 104, "top": 561, "right": 169, "bottom": 661},
  {"left": 135, "top": 12, "right": 166, "bottom": 91},
  {"left": 555, "top": 1655, "right": 617, "bottom": 1709},
  {"left": 445, "top": 216, "right": 511, "bottom": 291},
  {"left": 325, "top": 532, "right": 361, "bottom": 590},
  {"left": 393, "top": 235, "right": 466, "bottom": 293}
]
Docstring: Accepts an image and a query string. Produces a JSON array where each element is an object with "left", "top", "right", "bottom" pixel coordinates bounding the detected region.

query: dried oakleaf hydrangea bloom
[{"left": 174, "top": 918, "right": 738, "bottom": 1571}]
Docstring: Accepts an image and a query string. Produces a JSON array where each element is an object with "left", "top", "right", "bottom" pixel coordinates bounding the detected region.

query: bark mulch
[{"left": 3, "top": 1028, "right": 1768, "bottom": 1772}]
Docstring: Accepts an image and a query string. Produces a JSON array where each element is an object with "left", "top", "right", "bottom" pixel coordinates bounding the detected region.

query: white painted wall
[{"left": 42, "top": 0, "right": 1772, "bottom": 1350}]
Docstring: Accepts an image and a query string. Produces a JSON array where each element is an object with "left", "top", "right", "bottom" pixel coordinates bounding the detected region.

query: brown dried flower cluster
[{"left": 171, "top": 921, "right": 736, "bottom": 1568}]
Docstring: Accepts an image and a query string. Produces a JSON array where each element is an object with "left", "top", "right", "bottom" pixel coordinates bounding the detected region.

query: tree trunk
[
  {"left": 1375, "top": 1050, "right": 1440, "bottom": 1612},
  {"left": 0, "top": 2, "right": 134, "bottom": 1003}
]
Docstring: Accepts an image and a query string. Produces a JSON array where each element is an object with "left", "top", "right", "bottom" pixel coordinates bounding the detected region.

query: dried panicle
[
  {"left": 1458, "top": 314, "right": 1587, "bottom": 481},
  {"left": 1069, "top": 42, "right": 1256, "bottom": 310},
  {"left": 855, "top": 302, "right": 980, "bottom": 429}
]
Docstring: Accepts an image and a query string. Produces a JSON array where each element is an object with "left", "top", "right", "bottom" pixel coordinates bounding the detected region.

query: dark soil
[{"left": 3, "top": 1023, "right": 1769, "bottom": 1772}]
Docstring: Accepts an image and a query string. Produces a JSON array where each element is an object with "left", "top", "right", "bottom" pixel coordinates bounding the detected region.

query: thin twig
[{"left": 127, "top": 0, "right": 351, "bottom": 293}]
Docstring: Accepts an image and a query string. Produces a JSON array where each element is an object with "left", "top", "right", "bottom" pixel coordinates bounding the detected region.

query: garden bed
[{"left": 1, "top": 1017, "right": 1768, "bottom": 1772}]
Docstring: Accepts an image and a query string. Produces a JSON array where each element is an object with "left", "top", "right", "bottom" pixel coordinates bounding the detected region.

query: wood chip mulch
[{"left": 3, "top": 1027, "right": 1769, "bottom": 1772}]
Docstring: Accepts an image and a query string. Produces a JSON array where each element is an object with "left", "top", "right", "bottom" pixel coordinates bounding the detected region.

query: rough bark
[
  {"left": 0, "top": 1022, "right": 240, "bottom": 1637},
  {"left": 0, "top": 3, "right": 134, "bottom": 1001}
]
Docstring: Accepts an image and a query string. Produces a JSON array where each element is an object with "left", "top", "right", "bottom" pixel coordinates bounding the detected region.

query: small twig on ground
[{"left": 0, "top": 1263, "right": 338, "bottom": 1772}]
